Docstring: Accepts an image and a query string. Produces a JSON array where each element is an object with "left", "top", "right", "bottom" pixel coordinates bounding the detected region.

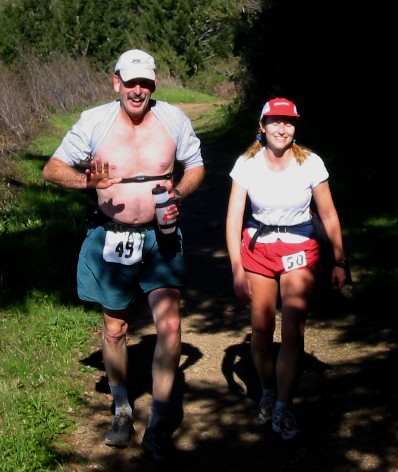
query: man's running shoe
[
  {"left": 142, "top": 419, "right": 175, "bottom": 461},
  {"left": 258, "top": 393, "right": 276, "bottom": 425},
  {"left": 104, "top": 411, "right": 133, "bottom": 448},
  {"left": 272, "top": 409, "right": 300, "bottom": 440}
]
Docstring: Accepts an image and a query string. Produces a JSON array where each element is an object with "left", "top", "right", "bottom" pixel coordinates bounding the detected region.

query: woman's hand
[
  {"left": 331, "top": 266, "right": 346, "bottom": 290},
  {"left": 233, "top": 267, "right": 252, "bottom": 303}
]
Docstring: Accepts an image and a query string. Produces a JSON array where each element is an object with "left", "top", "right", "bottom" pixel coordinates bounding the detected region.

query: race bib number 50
[
  {"left": 281, "top": 250, "right": 307, "bottom": 272},
  {"left": 103, "top": 231, "right": 145, "bottom": 265}
]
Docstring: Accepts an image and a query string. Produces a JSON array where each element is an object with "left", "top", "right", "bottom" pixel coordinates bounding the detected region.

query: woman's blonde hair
[{"left": 243, "top": 126, "right": 311, "bottom": 165}]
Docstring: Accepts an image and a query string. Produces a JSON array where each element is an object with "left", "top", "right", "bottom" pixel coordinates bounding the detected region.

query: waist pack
[
  {"left": 247, "top": 217, "right": 315, "bottom": 251},
  {"left": 247, "top": 214, "right": 351, "bottom": 283},
  {"left": 86, "top": 207, "right": 181, "bottom": 254}
]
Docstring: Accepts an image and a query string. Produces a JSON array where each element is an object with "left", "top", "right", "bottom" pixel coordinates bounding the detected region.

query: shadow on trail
[{"left": 81, "top": 333, "right": 202, "bottom": 430}]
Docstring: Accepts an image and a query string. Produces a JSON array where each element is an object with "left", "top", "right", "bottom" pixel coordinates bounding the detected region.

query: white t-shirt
[{"left": 229, "top": 149, "right": 329, "bottom": 243}]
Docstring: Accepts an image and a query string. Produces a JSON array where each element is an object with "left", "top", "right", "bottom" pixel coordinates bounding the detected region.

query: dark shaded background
[{"left": 235, "top": 0, "right": 396, "bottom": 221}]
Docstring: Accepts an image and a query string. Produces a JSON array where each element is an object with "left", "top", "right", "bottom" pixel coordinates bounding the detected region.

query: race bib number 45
[
  {"left": 282, "top": 250, "right": 307, "bottom": 272},
  {"left": 103, "top": 231, "right": 145, "bottom": 265}
]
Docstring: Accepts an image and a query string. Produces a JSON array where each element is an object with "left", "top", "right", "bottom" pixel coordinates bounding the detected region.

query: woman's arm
[
  {"left": 312, "top": 180, "right": 346, "bottom": 289},
  {"left": 226, "top": 180, "right": 251, "bottom": 301}
]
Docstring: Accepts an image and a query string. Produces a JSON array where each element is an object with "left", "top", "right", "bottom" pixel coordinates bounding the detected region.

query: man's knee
[
  {"left": 102, "top": 312, "right": 129, "bottom": 341},
  {"left": 155, "top": 313, "right": 181, "bottom": 337}
]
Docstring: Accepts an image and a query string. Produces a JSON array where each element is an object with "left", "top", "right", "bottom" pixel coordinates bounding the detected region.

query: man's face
[{"left": 113, "top": 75, "right": 157, "bottom": 122}]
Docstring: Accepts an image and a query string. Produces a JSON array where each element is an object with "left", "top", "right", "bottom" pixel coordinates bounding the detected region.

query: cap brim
[
  {"left": 262, "top": 112, "right": 300, "bottom": 118},
  {"left": 119, "top": 68, "right": 156, "bottom": 82}
]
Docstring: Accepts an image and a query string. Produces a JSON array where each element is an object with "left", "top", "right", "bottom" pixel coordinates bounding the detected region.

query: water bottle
[{"left": 152, "top": 184, "right": 177, "bottom": 234}]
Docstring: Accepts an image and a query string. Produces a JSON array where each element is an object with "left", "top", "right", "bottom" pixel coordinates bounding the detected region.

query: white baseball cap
[{"left": 114, "top": 49, "right": 156, "bottom": 82}]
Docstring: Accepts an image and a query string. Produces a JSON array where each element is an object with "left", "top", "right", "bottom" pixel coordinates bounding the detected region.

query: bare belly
[{"left": 97, "top": 180, "right": 169, "bottom": 224}]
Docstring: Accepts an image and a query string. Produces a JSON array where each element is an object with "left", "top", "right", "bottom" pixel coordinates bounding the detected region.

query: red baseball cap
[{"left": 260, "top": 98, "right": 300, "bottom": 119}]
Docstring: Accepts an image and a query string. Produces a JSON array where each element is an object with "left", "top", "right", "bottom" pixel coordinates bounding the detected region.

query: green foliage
[{"left": 0, "top": 0, "right": 249, "bottom": 93}]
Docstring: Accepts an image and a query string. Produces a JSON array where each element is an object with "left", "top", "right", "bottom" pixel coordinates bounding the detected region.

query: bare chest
[{"left": 96, "top": 119, "right": 176, "bottom": 178}]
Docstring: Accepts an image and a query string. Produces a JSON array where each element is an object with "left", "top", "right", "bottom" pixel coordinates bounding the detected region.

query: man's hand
[
  {"left": 160, "top": 192, "right": 181, "bottom": 223},
  {"left": 85, "top": 159, "right": 122, "bottom": 189}
]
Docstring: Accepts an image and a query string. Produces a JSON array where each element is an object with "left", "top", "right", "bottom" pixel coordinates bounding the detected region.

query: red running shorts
[{"left": 241, "top": 228, "right": 320, "bottom": 278}]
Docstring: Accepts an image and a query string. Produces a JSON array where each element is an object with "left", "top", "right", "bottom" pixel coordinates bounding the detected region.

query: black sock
[{"left": 147, "top": 399, "right": 170, "bottom": 428}]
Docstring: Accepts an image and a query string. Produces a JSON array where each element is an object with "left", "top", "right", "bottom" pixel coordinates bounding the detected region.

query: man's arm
[
  {"left": 173, "top": 165, "right": 205, "bottom": 200},
  {"left": 43, "top": 158, "right": 88, "bottom": 189}
]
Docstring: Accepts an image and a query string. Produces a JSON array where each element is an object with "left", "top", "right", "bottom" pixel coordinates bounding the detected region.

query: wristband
[
  {"left": 334, "top": 258, "right": 347, "bottom": 268},
  {"left": 172, "top": 188, "right": 183, "bottom": 201}
]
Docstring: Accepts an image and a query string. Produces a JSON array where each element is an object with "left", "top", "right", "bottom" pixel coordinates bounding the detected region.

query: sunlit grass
[
  {"left": 0, "top": 295, "right": 100, "bottom": 471},
  {"left": 153, "top": 86, "right": 219, "bottom": 103}
]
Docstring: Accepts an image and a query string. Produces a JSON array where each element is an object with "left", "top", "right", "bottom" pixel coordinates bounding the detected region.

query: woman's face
[{"left": 261, "top": 116, "right": 296, "bottom": 152}]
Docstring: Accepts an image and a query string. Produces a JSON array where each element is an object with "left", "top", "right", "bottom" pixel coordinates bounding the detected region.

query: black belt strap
[
  {"left": 249, "top": 223, "right": 275, "bottom": 251},
  {"left": 104, "top": 220, "right": 154, "bottom": 233},
  {"left": 88, "top": 208, "right": 155, "bottom": 232},
  {"left": 120, "top": 172, "right": 173, "bottom": 183}
]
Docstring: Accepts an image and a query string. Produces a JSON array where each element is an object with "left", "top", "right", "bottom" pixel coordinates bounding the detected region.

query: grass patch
[
  {"left": 0, "top": 295, "right": 99, "bottom": 471},
  {"left": 153, "top": 86, "right": 219, "bottom": 103}
]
